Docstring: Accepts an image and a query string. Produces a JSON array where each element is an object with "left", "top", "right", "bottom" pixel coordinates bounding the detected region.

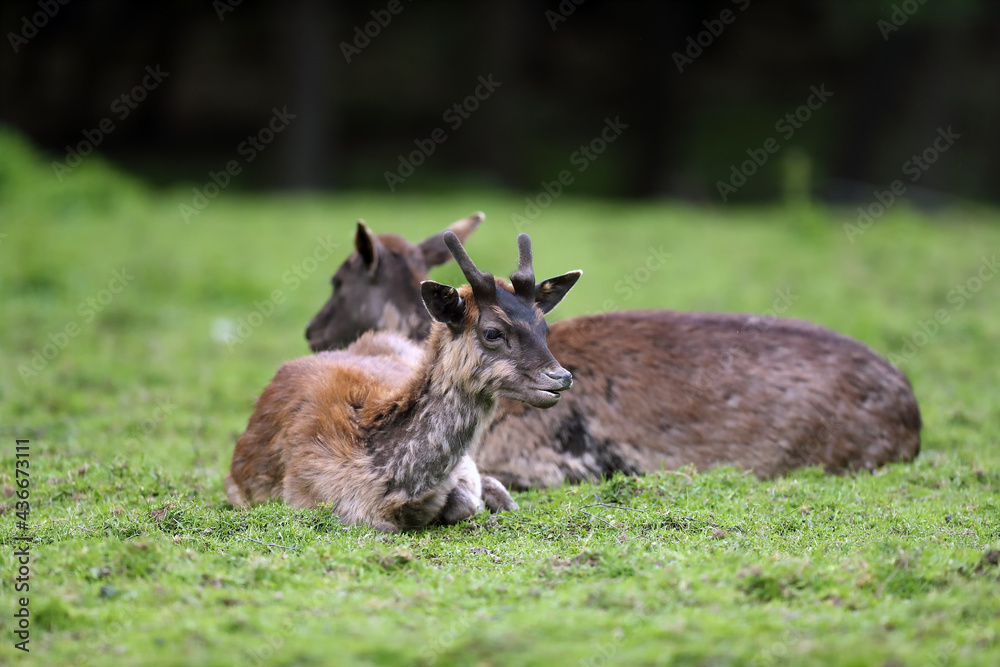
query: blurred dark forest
[{"left": 1, "top": 0, "right": 997, "bottom": 203}]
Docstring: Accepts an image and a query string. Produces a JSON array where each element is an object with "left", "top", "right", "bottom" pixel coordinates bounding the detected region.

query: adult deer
[
  {"left": 227, "top": 232, "right": 580, "bottom": 530},
  {"left": 305, "top": 214, "right": 921, "bottom": 490}
]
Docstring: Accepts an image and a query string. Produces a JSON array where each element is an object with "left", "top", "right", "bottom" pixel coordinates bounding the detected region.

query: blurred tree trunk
[
  {"left": 278, "top": 0, "right": 337, "bottom": 189},
  {"left": 635, "top": 0, "right": 694, "bottom": 197},
  {"left": 472, "top": 0, "right": 528, "bottom": 189}
]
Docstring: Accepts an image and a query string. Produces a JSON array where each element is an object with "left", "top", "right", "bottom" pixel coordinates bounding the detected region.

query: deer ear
[
  {"left": 418, "top": 212, "right": 484, "bottom": 267},
  {"left": 355, "top": 221, "right": 379, "bottom": 272},
  {"left": 420, "top": 281, "right": 466, "bottom": 330},
  {"left": 535, "top": 270, "right": 582, "bottom": 314}
]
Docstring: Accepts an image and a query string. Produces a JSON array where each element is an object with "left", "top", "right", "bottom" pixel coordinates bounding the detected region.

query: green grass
[{"left": 1, "top": 128, "right": 999, "bottom": 665}]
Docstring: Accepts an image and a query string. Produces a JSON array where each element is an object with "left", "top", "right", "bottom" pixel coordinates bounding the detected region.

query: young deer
[
  {"left": 226, "top": 232, "right": 581, "bottom": 530},
  {"left": 305, "top": 214, "right": 922, "bottom": 489}
]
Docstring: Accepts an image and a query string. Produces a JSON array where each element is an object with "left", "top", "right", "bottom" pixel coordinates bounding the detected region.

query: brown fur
[
  {"left": 479, "top": 310, "right": 920, "bottom": 488},
  {"left": 306, "top": 215, "right": 483, "bottom": 350},
  {"left": 229, "top": 233, "right": 579, "bottom": 529},
  {"left": 305, "top": 216, "right": 922, "bottom": 488}
]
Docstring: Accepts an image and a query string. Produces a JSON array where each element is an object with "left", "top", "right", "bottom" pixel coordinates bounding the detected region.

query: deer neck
[{"left": 364, "top": 325, "right": 496, "bottom": 496}]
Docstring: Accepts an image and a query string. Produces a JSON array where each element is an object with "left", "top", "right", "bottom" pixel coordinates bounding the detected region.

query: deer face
[
  {"left": 421, "top": 233, "right": 581, "bottom": 409},
  {"left": 305, "top": 214, "right": 483, "bottom": 351}
]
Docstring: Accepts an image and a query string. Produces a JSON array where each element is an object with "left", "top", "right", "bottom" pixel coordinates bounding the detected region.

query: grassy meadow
[{"left": 1, "top": 128, "right": 999, "bottom": 665}]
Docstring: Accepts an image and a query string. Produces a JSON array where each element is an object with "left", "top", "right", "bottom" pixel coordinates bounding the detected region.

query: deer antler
[
  {"left": 510, "top": 233, "right": 535, "bottom": 300},
  {"left": 443, "top": 231, "right": 496, "bottom": 302}
]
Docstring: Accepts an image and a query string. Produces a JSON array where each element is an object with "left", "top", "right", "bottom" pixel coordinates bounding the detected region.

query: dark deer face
[
  {"left": 421, "top": 232, "right": 582, "bottom": 408},
  {"left": 305, "top": 214, "right": 483, "bottom": 351}
]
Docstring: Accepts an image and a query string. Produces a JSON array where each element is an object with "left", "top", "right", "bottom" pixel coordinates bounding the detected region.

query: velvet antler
[
  {"left": 510, "top": 233, "right": 535, "bottom": 300},
  {"left": 443, "top": 231, "right": 496, "bottom": 303}
]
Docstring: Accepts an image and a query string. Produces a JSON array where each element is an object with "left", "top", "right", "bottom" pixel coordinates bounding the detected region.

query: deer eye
[{"left": 483, "top": 328, "right": 504, "bottom": 342}]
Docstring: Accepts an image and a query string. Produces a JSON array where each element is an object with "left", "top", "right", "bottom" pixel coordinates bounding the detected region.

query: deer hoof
[{"left": 482, "top": 476, "right": 519, "bottom": 513}]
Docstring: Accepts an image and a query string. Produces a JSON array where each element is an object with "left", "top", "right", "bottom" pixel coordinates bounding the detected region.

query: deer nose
[
  {"left": 546, "top": 369, "right": 573, "bottom": 391},
  {"left": 305, "top": 321, "right": 324, "bottom": 351}
]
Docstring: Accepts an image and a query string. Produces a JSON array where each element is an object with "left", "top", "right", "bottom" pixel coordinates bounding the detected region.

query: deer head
[
  {"left": 420, "top": 231, "right": 581, "bottom": 408},
  {"left": 305, "top": 213, "right": 483, "bottom": 351}
]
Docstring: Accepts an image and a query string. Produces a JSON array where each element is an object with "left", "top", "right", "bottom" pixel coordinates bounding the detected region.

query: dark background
[{"left": 1, "top": 0, "right": 997, "bottom": 204}]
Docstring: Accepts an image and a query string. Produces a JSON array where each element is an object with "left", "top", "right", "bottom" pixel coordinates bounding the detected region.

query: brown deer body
[
  {"left": 304, "top": 215, "right": 921, "bottom": 489},
  {"left": 227, "top": 232, "right": 581, "bottom": 529}
]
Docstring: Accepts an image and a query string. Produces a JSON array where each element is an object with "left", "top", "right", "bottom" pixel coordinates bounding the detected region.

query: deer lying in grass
[
  {"left": 304, "top": 214, "right": 922, "bottom": 489},
  {"left": 226, "top": 231, "right": 580, "bottom": 530}
]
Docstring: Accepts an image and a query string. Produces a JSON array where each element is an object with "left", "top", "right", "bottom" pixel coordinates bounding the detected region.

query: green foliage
[{"left": 1, "top": 130, "right": 999, "bottom": 665}]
